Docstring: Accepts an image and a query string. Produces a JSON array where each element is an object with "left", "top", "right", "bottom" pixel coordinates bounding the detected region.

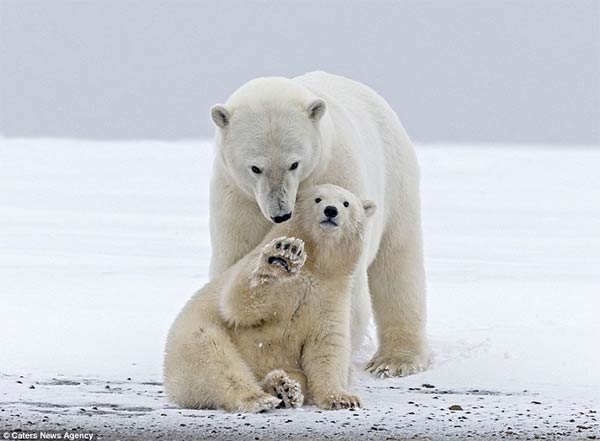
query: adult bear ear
[
  {"left": 363, "top": 200, "right": 376, "bottom": 218},
  {"left": 210, "top": 104, "right": 231, "bottom": 129},
  {"left": 306, "top": 98, "right": 326, "bottom": 122}
]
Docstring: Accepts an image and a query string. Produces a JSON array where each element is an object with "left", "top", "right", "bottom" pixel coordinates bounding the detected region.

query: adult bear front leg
[
  {"left": 366, "top": 229, "right": 429, "bottom": 377},
  {"left": 209, "top": 171, "right": 271, "bottom": 277}
]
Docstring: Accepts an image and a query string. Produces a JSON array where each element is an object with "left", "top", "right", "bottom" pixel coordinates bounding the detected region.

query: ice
[{"left": 1, "top": 138, "right": 598, "bottom": 439}]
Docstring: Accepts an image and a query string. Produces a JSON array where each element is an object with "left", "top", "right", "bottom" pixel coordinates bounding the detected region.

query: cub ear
[
  {"left": 210, "top": 104, "right": 231, "bottom": 129},
  {"left": 306, "top": 98, "right": 326, "bottom": 122},
  {"left": 362, "top": 200, "right": 376, "bottom": 218}
]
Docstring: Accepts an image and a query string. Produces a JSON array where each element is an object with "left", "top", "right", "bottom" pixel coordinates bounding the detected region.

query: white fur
[
  {"left": 164, "top": 185, "right": 371, "bottom": 411},
  {"left": 209, "top": 71, "right": 428, "bottom": 377}
]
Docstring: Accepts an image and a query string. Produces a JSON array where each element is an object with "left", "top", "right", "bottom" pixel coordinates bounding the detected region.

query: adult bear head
[{"left": 210, "top": 77, "right": 328, "bottom": 224}]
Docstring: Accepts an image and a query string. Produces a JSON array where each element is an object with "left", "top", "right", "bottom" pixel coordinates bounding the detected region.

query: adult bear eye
[
  {"left": 315, "top": 198, "right": 321, "bottom": 204},
  {"left": 289, "top": 162, "right": 299, "bottom": 171},
  {"left": 251, "top": 166, "right": 262, "bottom": 174},
  {"left": 343, "top": 201, "right": 349, "bottom": 207}
]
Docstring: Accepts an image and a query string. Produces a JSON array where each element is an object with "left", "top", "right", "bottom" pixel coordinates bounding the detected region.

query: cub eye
[
  {"left": 343, "top": 201, "right": 349, "bottom": 207},
  {"left": 315, "top": 198, "right": 321, "bottom": 204},
  {"left": 289, "top": 162, "right": 299, "bottom": 171},
  {"left": 251, "top": 166, "right": 262, "bottom": 174}
]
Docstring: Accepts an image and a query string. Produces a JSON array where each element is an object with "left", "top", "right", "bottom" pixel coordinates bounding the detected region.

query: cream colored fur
[
  {"left": 208, "top": 71, "right": 428, "bottom": 377},
  {"left": 164, "top": 185, "right": 373, "bottom": 411}
]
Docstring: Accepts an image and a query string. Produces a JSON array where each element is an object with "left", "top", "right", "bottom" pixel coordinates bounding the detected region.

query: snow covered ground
[{"left": 0, "top": 138, "right": 598, "bottom": 440}]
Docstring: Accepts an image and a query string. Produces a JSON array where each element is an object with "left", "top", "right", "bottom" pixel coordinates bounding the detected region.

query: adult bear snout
[{"left": 271, "top": 212, "right": 292, "bottom": 224}]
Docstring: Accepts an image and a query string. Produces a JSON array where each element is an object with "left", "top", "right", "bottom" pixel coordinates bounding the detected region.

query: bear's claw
[
  {"left": 261, "top": 369, "right": 304, "bottom": 409},
  {"left": 316, "top": 391, "right": 362, "bottom": 410},
  {"left": 365, "top": 351, "right": 429, "bottom": 378},
  {"left": 264, "top": 237, "right": 306, "bottom": 275}
]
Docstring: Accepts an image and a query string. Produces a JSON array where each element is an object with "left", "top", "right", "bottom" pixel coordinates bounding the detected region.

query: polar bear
[
  {"left": 164, "top": 185, "right": 375, "bottom": 411},
  {"left": 208, "top": 71, "right": 428, "bottom": 376}
]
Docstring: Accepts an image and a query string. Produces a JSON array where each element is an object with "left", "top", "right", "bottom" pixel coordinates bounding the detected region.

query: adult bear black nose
[
  {"left": 271, "top": 212, "right": 292, "bottom": 224},
  {"left": 324, "top": 206, "right": 338, "bottom": 218}
]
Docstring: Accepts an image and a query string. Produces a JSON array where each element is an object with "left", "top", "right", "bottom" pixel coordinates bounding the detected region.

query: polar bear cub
[{"left": 164, "top": 184, "right": 375, "bottom": 412}]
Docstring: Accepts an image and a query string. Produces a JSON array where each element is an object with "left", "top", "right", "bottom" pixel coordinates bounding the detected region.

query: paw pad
[
  {"left": 262, "top": 369, "right": 304, "bottom": 409},
  {"left": 263, "top": 237, "right": 307, "bottom": 274}
]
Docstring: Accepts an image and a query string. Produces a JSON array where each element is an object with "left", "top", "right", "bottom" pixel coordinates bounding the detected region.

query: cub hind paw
[{"left": 261, "top": 369, "right": 304, "bottom": 409}]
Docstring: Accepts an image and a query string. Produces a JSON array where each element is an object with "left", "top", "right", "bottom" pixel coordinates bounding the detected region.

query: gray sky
[{"left": 1, "top": 0, "right": 599, "bottom": 144}]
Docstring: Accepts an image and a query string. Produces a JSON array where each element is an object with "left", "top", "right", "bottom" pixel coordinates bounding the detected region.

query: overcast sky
[{"left": 1, "top": 0, "right": 599, "bottom": 144}]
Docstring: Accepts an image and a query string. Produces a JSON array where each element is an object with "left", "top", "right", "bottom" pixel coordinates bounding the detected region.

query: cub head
[
  {"left": 294, "top": 184, "right": 376, "bottom": 246},
  {"left": 210, "top": 77, "right": 327, "bottom": 224}
]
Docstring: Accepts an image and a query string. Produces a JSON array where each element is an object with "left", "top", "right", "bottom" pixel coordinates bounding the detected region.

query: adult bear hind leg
[{"left": 366, "top": 229, "right": 429, "bottom": 377}]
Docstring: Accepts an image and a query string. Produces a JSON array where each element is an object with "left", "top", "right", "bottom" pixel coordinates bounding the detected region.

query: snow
[{"left": 1, "top": 138, "right": 598, "bottom": 440}]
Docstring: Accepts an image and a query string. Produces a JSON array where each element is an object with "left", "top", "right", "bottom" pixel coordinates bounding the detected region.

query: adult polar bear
[{"left": 209, "top": 71, "right": 427, "bottom": 376}]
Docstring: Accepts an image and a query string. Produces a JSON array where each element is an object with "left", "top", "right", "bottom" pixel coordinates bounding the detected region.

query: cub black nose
[
  {"left": 324, "top": 206, "right": 338, "bottom": 218},
  {"left": 271, "top": 212, "right": 292, "bottom": 224}
]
